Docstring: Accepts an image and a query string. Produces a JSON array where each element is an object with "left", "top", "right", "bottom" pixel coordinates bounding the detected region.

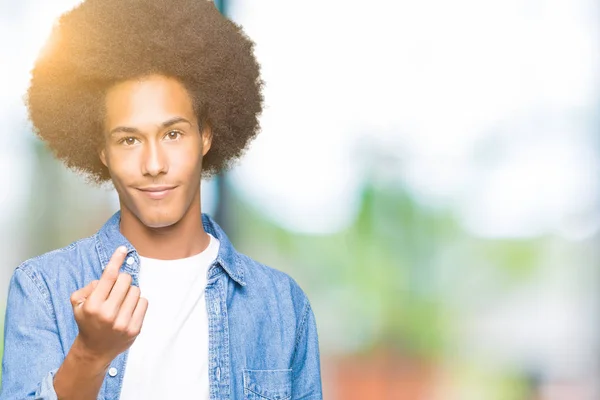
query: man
[{"left": 0, "top": 0, "right": 323, "bottom": 399}]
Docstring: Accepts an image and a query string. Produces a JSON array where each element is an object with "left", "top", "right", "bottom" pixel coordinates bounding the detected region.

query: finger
[
  {"left": 113, "top": 286, "right": 141, "bottom": 328},
  {"left": 104, "top": 273, "right": 133, "bottom": 314},
  {"left": 91, "top": 246, "right": 128, "bottom": 301},
  {"left": 70, "top": 280, "right": 99, "bottom": 308},
  {"left": 129, "top": 297, "right": 149, "bottom": 333}
]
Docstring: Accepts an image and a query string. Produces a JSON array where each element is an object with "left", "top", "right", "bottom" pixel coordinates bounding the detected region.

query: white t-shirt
[{"left": 119, "top": 234, "right": 219, "bottom": 400}]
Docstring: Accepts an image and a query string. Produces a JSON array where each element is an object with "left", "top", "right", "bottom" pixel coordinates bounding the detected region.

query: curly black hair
[{"left": 27, "top": 0, "right": 263, "bottom": 184}]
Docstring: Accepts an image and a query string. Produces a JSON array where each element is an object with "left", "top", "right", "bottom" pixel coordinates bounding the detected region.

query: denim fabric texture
[{"left": 0, "top": 211, "right": 323, "bottom": 400}]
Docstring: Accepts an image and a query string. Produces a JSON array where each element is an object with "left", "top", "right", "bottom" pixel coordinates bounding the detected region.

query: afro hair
[{"left": 27, "top": 0, "right": 263, "bottom": 184}]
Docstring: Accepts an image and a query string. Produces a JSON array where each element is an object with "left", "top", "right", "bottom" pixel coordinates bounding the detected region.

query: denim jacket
[{"left": 0, "top": 211, "right": 322, "bottom": 400}]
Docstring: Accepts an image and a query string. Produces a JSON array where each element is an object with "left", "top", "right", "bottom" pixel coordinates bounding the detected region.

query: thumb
[{"left": 70, "top": 280, "right": 99, "bottom": 308}]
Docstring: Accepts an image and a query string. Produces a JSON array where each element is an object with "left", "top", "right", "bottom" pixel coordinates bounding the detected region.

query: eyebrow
[{"left": 109, "top": 117, "right": 193, "bottom": 136}]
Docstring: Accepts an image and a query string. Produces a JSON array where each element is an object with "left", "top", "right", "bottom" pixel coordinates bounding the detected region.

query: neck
[{"left": 119, "top": 191, "right": 210, "bottom": 260}]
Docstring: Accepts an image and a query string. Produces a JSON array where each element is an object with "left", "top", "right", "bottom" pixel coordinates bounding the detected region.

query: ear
[
  {"left": 98, "top": 146, "right": 108, "bottom": 168},
  {"left": 201, "top": 125, "right": 213, "bottom": 156}
]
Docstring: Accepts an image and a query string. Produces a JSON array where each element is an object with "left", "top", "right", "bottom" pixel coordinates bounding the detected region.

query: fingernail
[{"left": 118, "top": 246, "right": 127, "bottom": 254}]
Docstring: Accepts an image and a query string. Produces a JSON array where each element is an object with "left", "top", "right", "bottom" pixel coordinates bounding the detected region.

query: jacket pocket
[{"left": 242, "top": 369, "right": 292, "bottom": 400}]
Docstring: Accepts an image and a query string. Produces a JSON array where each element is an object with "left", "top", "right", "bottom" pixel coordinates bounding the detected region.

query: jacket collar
[{"left": 95, "top": 210, "right": 247, "bottom": 286}]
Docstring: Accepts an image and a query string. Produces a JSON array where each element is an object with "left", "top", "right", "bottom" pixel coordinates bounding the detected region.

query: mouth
[{"left": 136, "top": 185, "right": 178, "bottom": 200}]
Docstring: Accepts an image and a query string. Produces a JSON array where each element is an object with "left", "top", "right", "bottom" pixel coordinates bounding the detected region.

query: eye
[
  {"left": 120, "top": 137, "right": 139, "bottom": 146},
  {"left": 165, "top": 130, "right": 182, "bottom": 140}
]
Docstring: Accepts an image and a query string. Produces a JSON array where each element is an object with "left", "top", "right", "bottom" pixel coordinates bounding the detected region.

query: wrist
[
  {"left": 71, "top": 336, "right": 113, "bottom": 371},
  {"left": 54, "top": 336, "right": 111, "bottom": 400}
]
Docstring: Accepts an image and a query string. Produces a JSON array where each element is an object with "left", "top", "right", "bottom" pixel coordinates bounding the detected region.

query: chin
[{"left": 137, "top": 210, "right": 183, "bottom": 229}]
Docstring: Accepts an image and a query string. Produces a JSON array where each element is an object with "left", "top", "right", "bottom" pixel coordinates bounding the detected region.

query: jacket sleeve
[
  {"left": 0, "top": 266, "right": 63, "bottom": 400},
  {"left": 291, "top": 298, "right": 323, "bottom": 400}
]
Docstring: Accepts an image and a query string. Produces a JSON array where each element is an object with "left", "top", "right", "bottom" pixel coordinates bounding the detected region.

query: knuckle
[
  {"left": 82, "top": 302, "right": 98, "bottom": 315},
  {"left": 116, "top": 274, "right": 132, "bottom": 288},
  {"left": 112, "top": 321, "right": 128, "bottom": 333},
  {"left": 98, "top": 310, "right": 115, "bottom": 324},
  {"left": 119, "top": 272, "right": 132, "bottom": 282},
  {"left": 126, "top": 327, "right": 140, "bottom": 338},
  {"left": 103, "top": 271, "right": 118, "bottom": 282},
  {"left": 138, "top": 298, "right": 149, "bottom": 311}
]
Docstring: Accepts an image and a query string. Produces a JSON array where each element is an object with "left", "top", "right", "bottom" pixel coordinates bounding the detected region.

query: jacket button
[
  {"left": 108, "top": 367, "right": 118, "bottom": 377},
  {"left": 126, "top": 257, "right": 134, "bottom": 266}
]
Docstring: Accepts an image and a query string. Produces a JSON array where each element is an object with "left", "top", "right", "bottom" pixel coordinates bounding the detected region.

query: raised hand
[{"left": 70, "top": 246, "right": 148, "bottom": 363}]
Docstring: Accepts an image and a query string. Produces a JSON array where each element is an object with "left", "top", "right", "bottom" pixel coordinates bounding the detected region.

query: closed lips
[{"left": 137, "top": 186, "right": 176, "bottom": 192}]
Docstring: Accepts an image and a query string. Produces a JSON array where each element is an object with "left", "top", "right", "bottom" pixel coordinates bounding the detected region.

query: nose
[{"left": 141, "top": 141, "right": 168, "bottom": 177}]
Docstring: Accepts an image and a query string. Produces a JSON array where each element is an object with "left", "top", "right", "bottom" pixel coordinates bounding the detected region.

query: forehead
[{"left": 104, "top": 75, "right": 196, "bottom": 129}]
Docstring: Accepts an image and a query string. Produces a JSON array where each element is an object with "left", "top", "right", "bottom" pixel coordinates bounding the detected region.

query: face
[{"left": 100, "top": 74, "right": 212, "bottom": 228}]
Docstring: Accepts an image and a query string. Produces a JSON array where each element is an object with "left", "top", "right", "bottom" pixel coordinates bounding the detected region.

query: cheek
[
  {"left": 107, "top": 151, "right": 139, "bottom": 182},
  {"left": 169, "top": 143, "right": 204, "bottom": 173}
]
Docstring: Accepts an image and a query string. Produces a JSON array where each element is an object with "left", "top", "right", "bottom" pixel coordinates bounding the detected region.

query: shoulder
[
  {"left": 12, "top": 235, "right": 99, "bottom": 291},
  {"left": 236, "top": 252, "right": 310, "bottom": 309},
  {"left": 6, "top": 236, "right": 97, "bottom": 316},
  {"left": 19, "top": 235, "right": 97, "bottom": 271}
]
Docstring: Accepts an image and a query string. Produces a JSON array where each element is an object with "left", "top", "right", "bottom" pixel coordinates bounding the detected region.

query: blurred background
[{"left": 1, "top": 0, "right": 599, "bottom": 398}]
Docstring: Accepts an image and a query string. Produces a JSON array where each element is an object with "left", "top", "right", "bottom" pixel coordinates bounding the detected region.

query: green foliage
[{"left": 229, "top": 180, "right": 547, "bottom": 360}]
